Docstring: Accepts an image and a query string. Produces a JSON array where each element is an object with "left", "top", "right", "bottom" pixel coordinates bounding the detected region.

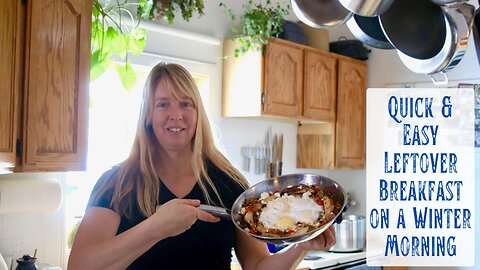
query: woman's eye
[
  {"left": 180, "top": 100, "right": 194, "bottom": 109},
  {"left": 156, "top": 102, "right": 169, "bottom": 109}
]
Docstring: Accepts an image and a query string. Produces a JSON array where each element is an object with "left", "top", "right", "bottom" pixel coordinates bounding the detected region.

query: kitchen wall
[
  {"left": 0, "top": 0, "right": 478, "bottom": 269},
  {"left": 0, "top": 173, "right": 66, "bottom": 268}
]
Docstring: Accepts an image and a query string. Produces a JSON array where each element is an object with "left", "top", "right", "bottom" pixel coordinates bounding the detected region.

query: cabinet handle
[
  {"left": 261, "top": 93, "right": 265, "bottom": 104},
  {"left": 16, "top": 139, "right": 23, "bottom": 157}
]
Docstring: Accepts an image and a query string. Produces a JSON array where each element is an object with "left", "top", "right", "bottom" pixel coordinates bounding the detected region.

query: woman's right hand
[{"left": 149, "top": 199, "right": 219, "bottom": 239}]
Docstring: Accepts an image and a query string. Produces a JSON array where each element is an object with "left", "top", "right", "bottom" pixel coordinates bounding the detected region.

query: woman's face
[{"left": 151, "top": 79, "right": 198, "bottom": 153}]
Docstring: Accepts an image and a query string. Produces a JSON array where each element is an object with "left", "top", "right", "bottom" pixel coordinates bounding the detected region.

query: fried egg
[{"left": 259, "top": 194, "right": 323, "bottom": 231}]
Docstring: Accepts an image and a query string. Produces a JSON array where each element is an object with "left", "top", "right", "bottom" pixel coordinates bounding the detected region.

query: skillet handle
[{"left": 429, "top": 72, "right": 449, "bottom": 86}]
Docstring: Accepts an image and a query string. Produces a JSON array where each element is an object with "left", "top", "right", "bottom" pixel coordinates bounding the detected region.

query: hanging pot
[
  {"left": 291, "top": 0, "right": 352, "bottom": 29},
  {"left": 339, "top": 0, "right": 394, "bottom": 17},
  {"left": 346, "top": 14, "right": 394, "bottom": 49},
  {"left": 430, "top": 0, "right": 469, "bottom": 6},
  {"left": 379, "top": 0, "right": 475, "bottom": 84},
  {"left": 473, "top": 1, "right": 480, "bottom": 67},
  {"left": 329, "top": 37, "right": 372, "bottom": 60}
]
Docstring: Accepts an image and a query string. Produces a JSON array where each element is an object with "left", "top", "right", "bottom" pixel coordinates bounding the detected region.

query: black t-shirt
[{"left": 87, "top": 163, "right": 246, "bottom": 270}]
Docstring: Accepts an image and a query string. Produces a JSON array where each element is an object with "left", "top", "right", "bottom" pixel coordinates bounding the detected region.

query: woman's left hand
[{"left": 297, "top": 225, "right": 336, "bottom": 251}]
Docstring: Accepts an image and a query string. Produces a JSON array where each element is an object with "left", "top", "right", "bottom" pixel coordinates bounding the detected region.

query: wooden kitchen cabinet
[
  {"left": 222, "top": 38, "right": 337, "bottom": 122},
  {"left": 0, "top": 0, "right": 23, "bottom": 171},
  {"left": 335, "top": 58, "right": 367, "bottom": 169},
  {"left": 297, "top": 57, "right": 367, "bottom": 170},
  {"left": 0, "top": 0, "right": 91, "bottom": 172}
]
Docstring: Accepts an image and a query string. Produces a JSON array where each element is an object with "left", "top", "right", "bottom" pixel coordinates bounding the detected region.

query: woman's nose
[
  {"left": 168, "top": 106, "right": 183, "bottom": 120},
  {"left": 169, "top": 114, "right": 183, "bottom": 120}
]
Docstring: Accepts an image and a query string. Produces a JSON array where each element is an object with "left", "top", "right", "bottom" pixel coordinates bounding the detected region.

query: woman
[{"left": 68, "top": 63, "right": 336, "bottom": 270}]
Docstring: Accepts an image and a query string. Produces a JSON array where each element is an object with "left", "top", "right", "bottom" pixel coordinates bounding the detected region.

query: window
[{"left": 64, "top": 54, "right": 214, "bottom": 252}]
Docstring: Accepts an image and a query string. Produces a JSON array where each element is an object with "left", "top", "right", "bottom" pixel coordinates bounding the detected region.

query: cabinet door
[
  {"left": 0, "top": 0, "right": 24, "bottom": 170},
  {"left": 303, "top": 49, "right": 337, "bottom": 121},
  {"left": 21, "top": 0, "right": 91, "bottom": 171},
  {"left": 336, "top": 59, "right": 367, "bottom": 169},
  {"left": 263, "top": 39, "right": 303, "bottom": 118}
]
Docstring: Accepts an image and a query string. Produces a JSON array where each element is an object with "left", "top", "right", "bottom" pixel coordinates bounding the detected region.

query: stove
[{"left": 298, "top": 250, "right": 367, "bottom": 269}]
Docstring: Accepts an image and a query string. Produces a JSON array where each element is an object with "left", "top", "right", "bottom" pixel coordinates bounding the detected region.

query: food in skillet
[{"left": 239, "top": 184, "right": 342, "bottom": 238}]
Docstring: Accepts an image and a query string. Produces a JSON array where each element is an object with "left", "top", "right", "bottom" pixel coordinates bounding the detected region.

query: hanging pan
[
  {"left": 430, "top": 0, "right": 469, "bottom": 6},
  {"left": 379, "top": 0, "right": 475, "bottom": 85},
  {"left": 473, "top": 1, "right": 480, "bottom": 67},
  {"left": 346, "top": 14, "right": 394, "bottom": 49},
  {"left": 291, "top": 0, "right": 352, "bottom": 29},
  {"left": 339, "top": 0, "right": 394, "bottom": 17}
]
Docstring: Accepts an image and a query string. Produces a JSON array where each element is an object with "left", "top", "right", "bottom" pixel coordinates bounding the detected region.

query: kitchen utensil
[
  {"left": 265, "top": 128, "right": 273, "bottom": 178},
  {"left": 291, "top": 0, "right": 353, "bottom": 29},
  {"left": 379, "top": 0, "right": 475, "bottom": 84},
  {"left": 241, "top": 146, "right": 250, "bottom": 172},
  {"left": 330, "top": 215, "right": 366, "bottom": 252},
  {"left": 15, "top": 254, "right": 37, "bottom": 270},
  {"left": 270, "top": 134, "right": 278, "bottom": 178},
  {"left": 346, "top": 14, "right": 394, "bottom": 49},
  {"left": 231, "top": 173, "right": 347, "bottom": 245},
  {"left": 277, "top": 134, "right": 283, "bottom": 176},
  {"left": 379, "top": 0, "right": 446, "bottom": 60},
  {"left": 474, "top": 1, "right": 480, "bottom": 66},
  {"left": 430, "top": 0, "right": 469, "bottom": 6},
  {"left": 278, "top": 20, "right": 308, "bottom": 45},
  {"left": 198, "top": 204, "right": 231, "bottom": 220},
  {"left": 339, "top": 0, "right": 394, "bottom": 16},
  {"left": 329, "top": 37, "right": 371, "bottom": 60}
]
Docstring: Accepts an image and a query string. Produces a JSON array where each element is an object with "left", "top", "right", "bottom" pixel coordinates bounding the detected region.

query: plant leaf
[
  {"left": 90, "top": 49, "right": 113, "bottom": 81},
  {"left": 138, "top": 0, "right": 155, "bottom": 20},
  {"left": 128, "top": 28, "right": 147, "bottom": 55},
  {"left": 115, "top": 62, "right": 137, "bottom": 92}
]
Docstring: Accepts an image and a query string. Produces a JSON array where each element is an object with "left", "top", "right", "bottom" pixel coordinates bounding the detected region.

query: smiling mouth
[{"left": 166, "top": 127, "right": 186, "bottom": 132}]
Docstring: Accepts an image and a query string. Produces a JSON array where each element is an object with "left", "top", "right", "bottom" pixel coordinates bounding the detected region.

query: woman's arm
[
  {"left": 68, "top": 198, "right": 219, "bottom": 270},
  {"left": 234, "top": 226, "right": 336, "bottom": 270}
]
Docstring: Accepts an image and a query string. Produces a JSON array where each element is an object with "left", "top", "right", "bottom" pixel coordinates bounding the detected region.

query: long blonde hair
[{"left": 93, "top": 63, "right": 249, "bottom": 218}]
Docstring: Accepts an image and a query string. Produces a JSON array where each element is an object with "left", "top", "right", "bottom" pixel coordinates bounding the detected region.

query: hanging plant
[
  {"left": 221, "top": 0, "right": 289, "bottom": 57},
  {"left": 138, "top": 0, "right": 205, "bottom": 25},
  {"left": 91, "top": 0, "right": 147, "bottom": 91},
  {"left": 91, "top": 0, "right": 205, "bottom": 91}
]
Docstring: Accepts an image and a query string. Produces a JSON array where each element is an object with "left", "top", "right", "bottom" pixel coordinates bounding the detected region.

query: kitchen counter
[{"left": 297, "top": 250, "right": 367, "bottom": 269}]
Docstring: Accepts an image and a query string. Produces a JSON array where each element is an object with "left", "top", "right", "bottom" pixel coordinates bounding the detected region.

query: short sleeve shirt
[{"left": 88, "top": 163, "right": 245, "bottom": 270}]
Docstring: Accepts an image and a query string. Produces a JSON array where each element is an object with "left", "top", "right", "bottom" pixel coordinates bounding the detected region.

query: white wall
[
  {"left": 0, "top": 173, "right": 65, "bottom": 268},
  {"left": 0, "top": 0, "right": 478, "bottom": 269}
]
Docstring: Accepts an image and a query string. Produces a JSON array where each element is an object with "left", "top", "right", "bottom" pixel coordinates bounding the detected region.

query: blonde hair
[{"left": 93, "top": 63, "right": 249, "bottom": 218}]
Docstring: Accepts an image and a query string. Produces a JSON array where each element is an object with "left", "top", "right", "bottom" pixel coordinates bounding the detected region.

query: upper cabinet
[
  {"left": 222, "top": 38, "right": 337, "bottom": 122},
  {"left": 0, "top": 0, "right": 22, "bottom": 171},
  {"left": 0, "top": 0, "right": 91, "bottom": 172},
  {"left": 335, "top": 58, "right": 367, "bottom": 169},
  {"left": 297, "top": 57, "right": 367, "bottom": 170}
]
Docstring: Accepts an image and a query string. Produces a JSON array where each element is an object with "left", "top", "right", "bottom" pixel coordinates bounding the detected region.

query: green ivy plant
[
  {"left": 91, "top": 0, "right": 205, "bottom": 91},
  {"left": 138, "top": 0, "right": 205, "bottom": 24},
  {"left": 220, "top": 0, "right": 289, "bottom": 57}
]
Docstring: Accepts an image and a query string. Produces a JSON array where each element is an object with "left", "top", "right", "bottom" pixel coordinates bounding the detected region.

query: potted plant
[
  {"left": 91, "top": 0, "right": 205, "bottom": 91},
  {"left": 221, "top": 0, "right": 290, "bottom": 57}
]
